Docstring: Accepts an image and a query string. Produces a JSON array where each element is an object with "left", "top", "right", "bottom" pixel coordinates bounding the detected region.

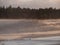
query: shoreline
[{"left": 0, "top": 19, "right": 60, "bottom": 20}]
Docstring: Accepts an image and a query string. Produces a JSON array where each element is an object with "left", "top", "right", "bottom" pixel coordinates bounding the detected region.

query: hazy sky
[{"left": 0, "top": 0, "right": 60, "bottom": 9}]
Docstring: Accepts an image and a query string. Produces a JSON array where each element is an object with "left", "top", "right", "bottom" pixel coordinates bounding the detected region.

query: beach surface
[{"left": 0, "top": 19, "right": 60, "bottom": 40}]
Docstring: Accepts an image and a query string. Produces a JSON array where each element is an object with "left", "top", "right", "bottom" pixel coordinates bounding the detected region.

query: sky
[{"left": 0, "top": 0, "right": 60, "bottom": 9}]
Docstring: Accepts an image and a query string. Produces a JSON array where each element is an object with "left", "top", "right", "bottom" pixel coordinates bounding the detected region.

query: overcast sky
[{"left": 0, "top": 0, "right": 60, "bottom": 9}]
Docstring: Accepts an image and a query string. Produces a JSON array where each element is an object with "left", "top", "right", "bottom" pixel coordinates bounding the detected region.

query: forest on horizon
[{"left": 0, "top": 6, "right": 60, "bottom": 19}]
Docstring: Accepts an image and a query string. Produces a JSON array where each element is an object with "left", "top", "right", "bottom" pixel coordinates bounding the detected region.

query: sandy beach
[{"left": 0, "top": 19, "right": 60, "bottom": 40}]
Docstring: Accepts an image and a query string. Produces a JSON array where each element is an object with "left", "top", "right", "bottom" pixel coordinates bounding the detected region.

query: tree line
[{"left": 0, "top": 6, "right": 60, "bottom": 19}]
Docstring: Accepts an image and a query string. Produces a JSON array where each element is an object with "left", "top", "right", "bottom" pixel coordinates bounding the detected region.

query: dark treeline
[{"left": 0, "top": 6, "right": 60, "bottom": 19}]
